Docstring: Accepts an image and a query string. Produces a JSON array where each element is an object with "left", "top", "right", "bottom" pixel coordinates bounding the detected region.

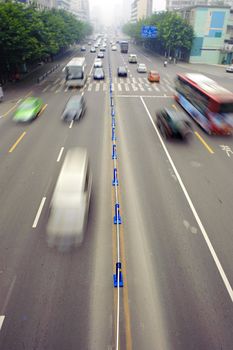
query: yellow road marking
[
  {"left": 111, "top": 140, "right": 132, "bottom": 348},
  {"left": 38, "top": 103, "right": 47, "bottom": 117},
  {"left": 172, "top": 104, "right": 178, "bottom": 110},
  {"left": 117, "top": 184, "right": 132, "bottom": 350},
  {"left": 2, "top": 91, "right": 32, "bottom": 118},
  {"left": 195, "top": 131, "right": 214, "bottom": 154},
  {"left": 9, "top": 131, "right": 26, "bottom": 153}
]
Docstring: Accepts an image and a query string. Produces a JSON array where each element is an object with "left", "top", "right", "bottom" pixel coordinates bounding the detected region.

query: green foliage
[
  {"left": 122, "top": 12, "right": 194, "bottom": 55},
  {"left": 0, "top": 2, "right": 93, "bottom": 75}
]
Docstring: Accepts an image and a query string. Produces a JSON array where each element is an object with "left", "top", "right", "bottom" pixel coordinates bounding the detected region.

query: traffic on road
[{"left": 0, "top": 33, "right": 232, "bottom": 350}]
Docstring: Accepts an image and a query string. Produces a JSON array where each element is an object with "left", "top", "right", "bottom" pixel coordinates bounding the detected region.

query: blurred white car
[
  {"left": 137, "top": 63, "right": 147, "bottom": 73},
  {"left": 46, "top": 148, "right": 92, "bottom": 251},
  {"left": 226, "top": 65, "right": 233, "bottom": 72},
  {"left": 94, "top": 58, "right": 102, "bottom": 68},
  {"left": 128, "top": 54, "right": 137, "bottom": 63},
  {"left": 111, "top": 45, "right": 117, "bottom": 51}
]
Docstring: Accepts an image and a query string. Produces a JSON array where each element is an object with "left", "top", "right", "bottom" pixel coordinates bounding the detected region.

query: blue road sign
[{"left": 141, "top": 26, "right": 158, "bottom": 38}]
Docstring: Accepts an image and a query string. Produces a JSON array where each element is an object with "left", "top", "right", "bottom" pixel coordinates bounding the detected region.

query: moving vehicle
[
  {"left": 97, "top": 52, "right": 104, "bottom": 58},
  {"left": 226, "top": 65, "right": 233, "bottom": 73},
  {"left": 81, "top": 46, "right": 86, "bottom": 52},
  {"left": 93, "top": 67, "right": 105, "bottom": 80},
  {"left": 175, "top": 73, "right": 233, "bottom": 135},
  {"left": 64, "top": 57, "right": 87, "bottom": 88},
  {"left": 90, "top": 47, "right": 96, "bottom": 53},
  {"left": 156, "top": 108, "right": 192, "bottom": 140},
  {"left": 111, "top": 45, "right": 117, "bottom": 51},
  {"left": 117, "top": 66, "right": 127, "bottom": 77},
  {"left": 62, "top": 95, "right": 86, "bottom": 122},
  {"left": 94, "top": 58, "right": 102, "bottom": 68},
  {"left": 46, "top": 147, "right": 92, "bottom": 250},
  {"left": 128, "top": 54, "right": 137, "bottom": 63},
  {"left": 0, "top": 85, "right": 3, "bottom": 102},
  {"left": 100, "top": 47, "right": 106, "bottom": 52},
  {"left": 148, "top": 70, "right": 160, "bottom": 82},
  {"left": 13, "top": 97, "right": 43, "bottom": 122},
  {"left": 137, "top": 63, "right": 147, "bottom": 73},
  {"left": 120, "top": 41, "right": 129, "bottom": 53},
  {"left": 88, "top": 41, "right": 91, "bottom": 46}
]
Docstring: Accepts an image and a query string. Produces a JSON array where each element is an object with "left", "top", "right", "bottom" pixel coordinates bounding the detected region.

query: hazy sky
[{"left": 89, "top": 0, "right": 166, "bottom": 25}]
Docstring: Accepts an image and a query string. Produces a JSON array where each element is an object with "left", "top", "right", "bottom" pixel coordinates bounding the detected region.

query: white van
[
  {"left": 128, "top": 54, "right": 137, "bottom": 63},
  {"left": 46, "top": 148, "right": 92, "bottom": 250}
]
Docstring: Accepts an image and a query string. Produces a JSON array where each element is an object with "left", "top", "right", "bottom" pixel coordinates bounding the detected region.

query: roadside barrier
[{"left": 37, "top": 64, "right": 60, "bottom": 84}]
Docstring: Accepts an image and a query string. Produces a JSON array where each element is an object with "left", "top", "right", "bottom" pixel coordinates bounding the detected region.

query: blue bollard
[
  {"left": 112, "top": 168, "right": 118, "bottom": 186},
  {"left": 112, "top": 144, "right": 117, "bottom": 159},
  {"left": 113, "top": 262, "right": 124, "bottom": 287},
  {"left": 112, "top": 127, "right": 116, "bottom": 141},
  {"left": 114, "top": 203, "right": 122, "bottom": 224},
  {"left": 111, "top": 107, "right": 115, "bottom": 117}
]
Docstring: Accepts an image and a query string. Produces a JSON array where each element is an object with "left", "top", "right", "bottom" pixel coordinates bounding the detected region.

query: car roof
[{"left": 163, "top": 108, "right": 187, "bottom": 121}]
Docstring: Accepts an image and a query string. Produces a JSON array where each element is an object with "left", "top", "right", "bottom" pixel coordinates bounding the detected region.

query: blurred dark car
[
  {"left": 117, "top": 66, "right": 127, "bottom": 77},
  {"left": 81, "top": 46, "right": 86, "bottom": 52},
  {"left": 156, "top": 108, "right": 192, "bottom": 139},
  {"left": 93, "top": 67, "right": 105, "bottom": 80},
  {"left": 62, "top": 95, "right": 86, "bottom": 122}
]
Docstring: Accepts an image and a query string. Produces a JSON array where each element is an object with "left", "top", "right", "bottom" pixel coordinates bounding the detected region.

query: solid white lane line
[
  {"left": 115, "top": 95, "right": 173, "bottom": 98},
  {"left": 32, "top": 197, "right": 46, "bottom": 228},
  {"left": 140, "top": 96, "right": 233, "bottom": 303},
  {"left": 1, "top": 276, "right": 17, "bottom": 315},
  {"left": 69, "top": 120, "right": 74, "bottom": 128},
  {"left": 0, "top": 316, "right": 5, "bottom": 330},
  {"left": 89, "top": 63, "right": 94, "bottom": 76},
  {"left": 57, "top": 147, "right": 64, "bottom": 162}
]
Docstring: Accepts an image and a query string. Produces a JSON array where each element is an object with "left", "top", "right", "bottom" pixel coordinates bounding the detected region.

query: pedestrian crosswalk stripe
[
  {"left": 132, "top": 84, "right": 138, "bottom": 91},
  {"left": 125, "top": 84, "right": 129, "bottom": 91},
  {"left": 152, "top": 84, "right": 159, "bottom": 92},
  {"left": 95, "top": 83, "right": 100, "bottom": 92},
  {"left": 118, "top": 83, "right": 122, "bottom": 91},
  {"left": 138, "top": 84, "right": 144, "bottom": 91},
  {"left": 103, "top": 83, "right": 107, "bottom": 91},
  {"left": 161, "top": 85, "right": 168, "bottom": 92},
  {"left": 87, "top": 84, "right": 92, "bottom": 91},
  {"left": 167, "top": 85, "right": 174, "bottom": 92}
]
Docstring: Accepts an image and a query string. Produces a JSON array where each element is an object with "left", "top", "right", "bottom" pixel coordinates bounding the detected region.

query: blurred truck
[{"left": 120, "top": 41, "right": 129, "bottom": 53}]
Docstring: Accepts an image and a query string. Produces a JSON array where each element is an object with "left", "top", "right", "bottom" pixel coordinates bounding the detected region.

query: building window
[{"left": 215, "top": 32, "right": 222, "bottom": 38}]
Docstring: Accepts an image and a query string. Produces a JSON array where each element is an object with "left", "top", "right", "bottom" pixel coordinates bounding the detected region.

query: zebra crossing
[{"left": 41, "top": 76, "right": 175, "bottom": 94}]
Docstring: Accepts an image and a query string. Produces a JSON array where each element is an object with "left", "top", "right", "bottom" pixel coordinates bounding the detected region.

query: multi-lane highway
[{"left": 0, "top": 39, "right": 232, "bottom": 349}]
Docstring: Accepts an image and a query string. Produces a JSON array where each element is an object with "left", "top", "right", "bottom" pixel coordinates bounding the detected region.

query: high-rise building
[
  {"left": 166, "top": 0, "right": 233, "bottom": 11},
  {"left": 130, "top": 0, "right": 153, "bottom": 23},
  {"left": 70, "top": 0, "right": 90, "bottom": 21}
]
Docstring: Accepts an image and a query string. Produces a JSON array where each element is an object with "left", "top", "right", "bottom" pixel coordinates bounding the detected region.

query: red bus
[{"left": 174, "top": 73, "right": 233, "bottom": 135}]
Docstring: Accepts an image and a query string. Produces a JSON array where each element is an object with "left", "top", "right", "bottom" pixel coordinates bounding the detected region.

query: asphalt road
[{"left": 0, "top": 40, "right": 232, "bottom": 349}]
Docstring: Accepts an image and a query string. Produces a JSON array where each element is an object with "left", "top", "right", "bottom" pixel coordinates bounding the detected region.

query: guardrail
[{"left": 37, "top": 64, "right": 60, "bottom": 84}]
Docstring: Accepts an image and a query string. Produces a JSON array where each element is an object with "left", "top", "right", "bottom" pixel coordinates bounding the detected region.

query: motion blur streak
[{"left": 140, "top": 97, "right": 233, "bottom": 303}]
